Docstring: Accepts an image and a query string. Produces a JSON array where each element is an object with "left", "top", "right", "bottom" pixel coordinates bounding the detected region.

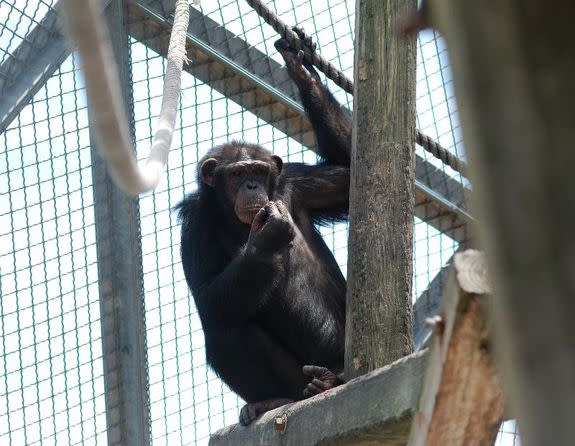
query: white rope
[{"left": 61, "top": 0, "right": 193, "bottom": 195}]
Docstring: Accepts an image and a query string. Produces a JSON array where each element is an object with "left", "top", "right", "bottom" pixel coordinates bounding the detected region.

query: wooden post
[
  {"left": 409, "top": 250, "right": 504, "bottom": 446},
  {"left": 210, "top": 351, "right": 428, "bottom": 446},
  {"left": 345, "top": 0, "right": 417, "bottom": 379},
  {"left": 427, "top": 2, "right": 575, "bottom": 445}
]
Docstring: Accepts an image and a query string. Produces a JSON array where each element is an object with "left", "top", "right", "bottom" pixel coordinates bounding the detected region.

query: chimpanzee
[{"left": 177, "top": 32, "right": 351, "bottom": 426}]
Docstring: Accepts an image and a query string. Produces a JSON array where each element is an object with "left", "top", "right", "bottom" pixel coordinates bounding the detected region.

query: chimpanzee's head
[{"left": 198, "top": 142, "right": 283, "bottom": 224}]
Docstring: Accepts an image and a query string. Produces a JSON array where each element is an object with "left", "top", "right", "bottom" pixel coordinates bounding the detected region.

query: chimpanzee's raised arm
[
  {"left": 275, "top": 34, "right": 352, "bottom": 167},
  {"left": 280, "top": 163, "right": 349, "bottom": 224}
]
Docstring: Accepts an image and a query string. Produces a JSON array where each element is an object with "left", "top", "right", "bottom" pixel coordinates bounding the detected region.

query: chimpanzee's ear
[
  {"left": 200, "top": 158, "right": 218, "bottom": 187},
  {"left": 271, "top": 155, "right": 283, "bottom": 174}
]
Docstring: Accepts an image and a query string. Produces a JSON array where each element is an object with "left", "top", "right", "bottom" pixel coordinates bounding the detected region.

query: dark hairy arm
[
  {"left": 282, "top": 163, "right": 349, "bottom": 223},
  {"left": 185, "top": 242, "right": 282, "bottom": 323},
  {"left": 275, "top": 35, "right": 352, "bottom": 223},
  {"left": 275, "top": 37, "right": 352, "bottom": 166},
  {"left": 298, "top": 78, "right": 352, "bottom": 166},
  {"left": 179, "top": 199, "right": 292, "bottom": 323}
]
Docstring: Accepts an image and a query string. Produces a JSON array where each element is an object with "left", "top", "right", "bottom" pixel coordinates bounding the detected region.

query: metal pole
[{"left": 90, "top": 1, "right": 150, "bottom": 444}]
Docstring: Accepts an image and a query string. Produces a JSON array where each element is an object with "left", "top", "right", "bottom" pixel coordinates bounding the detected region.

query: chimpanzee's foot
[
  {"left": 239, "top": 398, "right": 293, "bottom": 426},
  {"left": 302, "top": 365, "right": 344, "bottom": 398}
]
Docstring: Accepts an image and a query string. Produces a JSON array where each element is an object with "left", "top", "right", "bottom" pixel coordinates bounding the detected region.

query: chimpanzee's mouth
[{"left": 239, "top": 207, "right": 263, "bottom": 224}]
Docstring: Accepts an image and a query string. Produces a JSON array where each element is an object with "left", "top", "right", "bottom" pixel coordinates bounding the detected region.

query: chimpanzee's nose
[{"left": 246, "top": 181, "right": 258, "bottom": 190}]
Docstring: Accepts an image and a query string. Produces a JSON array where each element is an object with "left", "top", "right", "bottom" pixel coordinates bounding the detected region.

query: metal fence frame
[{"left": 91, "top": 2, "right": 150, "bottom": 445}]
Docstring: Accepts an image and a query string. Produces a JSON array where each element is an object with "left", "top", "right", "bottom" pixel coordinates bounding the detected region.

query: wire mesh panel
[
  {"left": 0, "top": 53, "right": 108, "bottom": 445},
  {"left": 496, "top": 420, "right": 522, "bottom": 446},
  {"left": 0, "top": 0, "right": 57, "bottom": 65},
  {"left": 130, "top": 2, "right": 463, "bottom": 444},
  {"left": 131, "top": 39, "right": 317, "bottom": 444},
  {"left": 128, "top": 1, "right": 518, "bottom": 444},
  {"left": 413, "top": 29, "right": 464, "bottom": 296},
  {"left": 0, "top": 0, "right": 520, "bottom": 444}
]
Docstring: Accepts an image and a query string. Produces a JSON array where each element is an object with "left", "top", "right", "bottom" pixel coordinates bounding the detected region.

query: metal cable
[{"left": 245, "top": 0, "right": 468, "bottom": 177}]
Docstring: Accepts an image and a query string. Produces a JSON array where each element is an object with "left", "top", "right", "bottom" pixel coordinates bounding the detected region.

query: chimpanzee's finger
[
  {"left": 311, "top": 378, "right": 332, "bottom": 391},
  {"left": 304, "top": 382, "right": 322, "bottom": 397},
  {"left": 302, "top": 365, "right": 329, "bottom": 378},
  {"left": 251, "top": 205, "right": 269, "bottom": 232},
  {"left": 274, "top": 200, "right": 291, "bottom": 217}
]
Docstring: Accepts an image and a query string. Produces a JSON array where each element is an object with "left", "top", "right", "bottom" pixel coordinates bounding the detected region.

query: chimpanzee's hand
[
  {"left": 247, "top": 201, "right": 296, "bottom": 255},
  {"left": 274, "top": 27, "right": 321, "bottom": 87}
]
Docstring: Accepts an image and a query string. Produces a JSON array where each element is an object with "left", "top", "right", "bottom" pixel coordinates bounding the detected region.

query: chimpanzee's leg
[{"left": 207, "top": 325, "right": 308, "bottom": 425}]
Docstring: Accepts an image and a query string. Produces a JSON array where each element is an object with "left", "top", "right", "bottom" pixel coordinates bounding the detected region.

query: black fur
[{"left": 176, "top": 35, "right": 352, "bottom": 424}]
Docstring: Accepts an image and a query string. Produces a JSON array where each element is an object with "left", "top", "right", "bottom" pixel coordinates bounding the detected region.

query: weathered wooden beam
[
  {"left": 127, "top": 0, "right": 473, "bottom": 245},
  {"left": 209, "top": 350, "right": 428, "bottom": 446},
  {"left": 409, "top": 250, "right": 504, "bottom": 445},
  {"left": 426, "top": 2, "right": 575, "bottom": 445},
  {"left": 345, "top": 0, "right": 417, "bottom": 378}
]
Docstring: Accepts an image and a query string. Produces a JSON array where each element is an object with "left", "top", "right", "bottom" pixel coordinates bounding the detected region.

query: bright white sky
[{"left": 0, "top": 0, "right": 520, "bottom": 445}]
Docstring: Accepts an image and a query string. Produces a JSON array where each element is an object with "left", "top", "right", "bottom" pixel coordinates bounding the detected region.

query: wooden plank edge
[
  {"left": 210, "top": 350, "right": 428, "bottom": 446},
  {"left": 409, "top": 250, "right": 504, "bottom": 446}
]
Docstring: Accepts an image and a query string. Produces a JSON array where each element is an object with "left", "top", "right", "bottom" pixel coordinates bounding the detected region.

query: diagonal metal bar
[
  {"left": 0, "top": 0, "right": 116, "bottom": 135},
  {"left": 129, "top": 0, "right": 315, "bottom": 144},
  {"left": 412, "top": 255, "right": 454, "bottom": 351},
  {"left": 128, "top": 0, "right": 473, "bottom": 244},
  {"left": 91, "top": 1, "right": 150, "bottom": 445},
  {"left": 0, "top": 5, "right": 70, "bottom": 134}
]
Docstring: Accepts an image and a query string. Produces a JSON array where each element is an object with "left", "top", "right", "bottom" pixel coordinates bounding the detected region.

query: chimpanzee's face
[{"left": 200, "top": 151, "right": 283, "bottom": 224}]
